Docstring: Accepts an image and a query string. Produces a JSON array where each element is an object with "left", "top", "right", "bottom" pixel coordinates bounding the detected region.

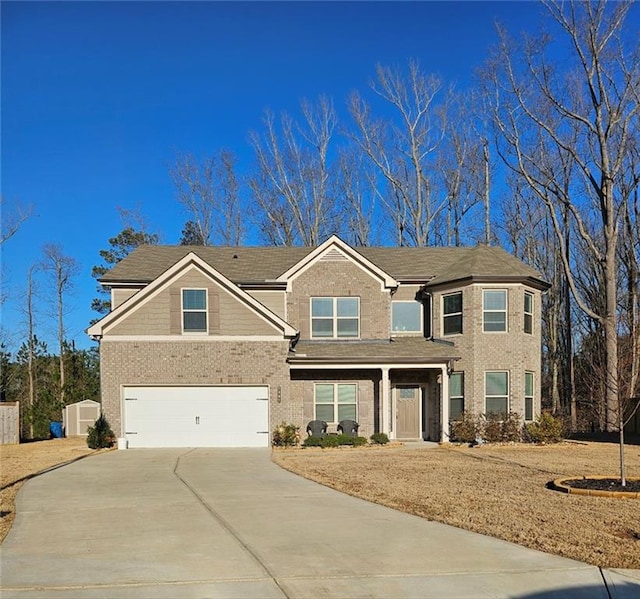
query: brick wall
[
  {"left": 287, "top": 260, "right": 391, "bottom": 340},
  {"left": 432, "top": 282, "right": 543, "bottom": 420},
  {"left": 99, "top": 339, "right": 292, "bottom": 436}
]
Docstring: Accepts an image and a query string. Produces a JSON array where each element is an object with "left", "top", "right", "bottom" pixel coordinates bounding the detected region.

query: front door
[{"left": 395, "top": 385, "right": 421, "bottom": 439}]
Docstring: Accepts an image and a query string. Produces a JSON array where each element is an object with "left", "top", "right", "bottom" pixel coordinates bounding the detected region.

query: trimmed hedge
[{"left": 303, "top": 434, "right": 367, "bottom": 448}]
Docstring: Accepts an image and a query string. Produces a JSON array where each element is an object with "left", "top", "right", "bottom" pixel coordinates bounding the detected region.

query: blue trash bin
[{"left": 50, "top": 421, "right": 63, "bottom": 438}]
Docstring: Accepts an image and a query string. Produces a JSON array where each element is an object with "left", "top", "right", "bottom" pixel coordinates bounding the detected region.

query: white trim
[
  {"left": 391, "top": 300, "right": 423, "bottom": 334},
  {"left": 100, "top": 335, "right": 287, "bottom": 343},
  {"left": 88, "top": 253, "right": 298, "bottom": 338},
  {"left": 310, "top": 296, "right": 360, "bottom": 339},
  {"left": 524, "top": 291, "right": 534, "bottom": 335},
  {"left": 276, "top": 235, "right": 398, "bottom": 292},
  {"left": 181, "top": 287, "right": 209, "bottom": 334},
  {"left": 289, "top": 362, "right": 450, "bottom": 370},
  {"left": 482, "top": 288, "right": 508, "bottom": 333},
  {"left": 484, "top": 370, "right": 510, "bottom": 415},
  {"left": 313, "top": 382, "right": 358, "bottom": 424}
]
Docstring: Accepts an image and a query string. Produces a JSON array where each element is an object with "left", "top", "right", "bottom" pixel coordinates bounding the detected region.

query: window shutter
[
  {"left": 170, "top": 288, "right": 181, "bottom": 334},
  {"left": 299, "top": 299, "right": 310, "bottom": 339},
  {"left": 209, "top": 292, "right": 220, "bottom": 334}
]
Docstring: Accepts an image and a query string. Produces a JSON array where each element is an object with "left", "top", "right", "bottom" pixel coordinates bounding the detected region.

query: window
[
  {"left": 483, "top": 289, "right": 507, "bottom": 332},
  {"left": 443, "top": 292, "right": 463, "bottom": 335},
  {"left": 392, "top": 301, "right": 422, "bottom": 333},
  {"left": 315, "top": 383, "right": 357, "bottom": 422},
  {"left": 524, "top": 292, "right": 533, "bottom": 334},
  {"left": 525, "top": 372, "right": 534, "bottom": 421},
  {"left": 311, "top": 297, "right": 359, "bottom": 338},
  {"left": 449, "top": 372, "right": 464, "bottom": 420},
  {"left": 182, "top": 289, "right": 207, "bottom": 333},
  {"left": 485, "top": 371, "right": 509, "bottom": 417}
]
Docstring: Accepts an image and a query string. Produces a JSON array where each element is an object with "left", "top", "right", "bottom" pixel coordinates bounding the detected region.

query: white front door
[{"left": 123, "top": 386, "right": 269, "bottom": 448}]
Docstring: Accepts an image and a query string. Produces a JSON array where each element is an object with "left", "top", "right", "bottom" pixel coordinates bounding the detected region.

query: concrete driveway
[{"left": 1, "top": 449, "right": 638, "bottom": 599}]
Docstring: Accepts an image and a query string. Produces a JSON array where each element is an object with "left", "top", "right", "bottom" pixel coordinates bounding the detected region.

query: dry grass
[
  {"left": 272, "top": 441, "right": 640, "bottom": 569},
  {"left": 0, "top": 437, "right": 103, "bottom": 544}
]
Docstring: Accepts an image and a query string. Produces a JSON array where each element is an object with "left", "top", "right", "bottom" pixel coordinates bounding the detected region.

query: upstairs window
[
  {"left": 315, "top": 383, "right": 357, "bottom": 422},
  {"left": 483, "top": 289, "right": 507, "bottom": 332},
  {"left": 392, "top": 301, "right": 422, "bottom": 333},
  {"left": 485, "top": 371, "right": 509, "bottom": 417},
  {"left": 524, "top": 292, "right": 533, "bottom": 334},
  {"left": 443, "top": 292, "right": 463, "bottom": 335},
  {"left": 311, "top": 297, "right": 359, "bottom": 338},
  {"left": 449, "top": 372, "right": 465, "bottom": 420},
  {"left": 182, "top": 289, "right": 207, "bottom": 333}
]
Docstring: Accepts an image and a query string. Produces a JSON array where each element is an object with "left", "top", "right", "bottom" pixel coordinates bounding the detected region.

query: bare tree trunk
[
  {"left": 42, "top": 244, "right": 78, "bottom": 412},
  {"left": 25, "top": 265, "right": 37, "bottom": 440}
]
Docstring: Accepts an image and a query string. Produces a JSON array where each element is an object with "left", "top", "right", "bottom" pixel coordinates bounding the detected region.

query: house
[{"left": 87, "top": 235, "right": 549, "bottom": 448}]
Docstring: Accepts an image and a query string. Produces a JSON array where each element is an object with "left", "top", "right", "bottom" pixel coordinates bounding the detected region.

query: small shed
[
  {"left": 63, "top": 400, "right": 101, "bottom": 437},
  {"left": 0, "top": 402, "right": 20, "bottom": 444}
]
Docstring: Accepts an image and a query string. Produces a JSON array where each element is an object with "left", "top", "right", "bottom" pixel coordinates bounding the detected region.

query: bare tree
[
  {"left": 42, "top": 244, "right": 79, "bottom": 408},
  {"left": 349, "top": 60, "right": 450, "bottom": 246},
  {"left": 22, "top": 264, "right": 38, "bottom": 439},
  {"left": 337, "top": 147, "right": 378, "bottom": 246},
  {"left": 249, "top": 96, "right": 341, "bottom": 246},
  {"left": 170, "top": 150, "right": 243, "bottom": 246},
  {"left": 0, "top": 197, "right": 32, "bottom": 245},
  {"left": 486, "top": 0, "right": 639, "bottom": 482}
]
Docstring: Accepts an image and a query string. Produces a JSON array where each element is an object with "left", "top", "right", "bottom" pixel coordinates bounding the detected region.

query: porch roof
[{"left": 288, "top": 337, "right": 460, "bottom": 366}]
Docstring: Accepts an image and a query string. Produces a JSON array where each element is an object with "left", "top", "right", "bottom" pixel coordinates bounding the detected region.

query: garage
[{"left": 122, "top": 386, "right": 270, "bottom": 448}]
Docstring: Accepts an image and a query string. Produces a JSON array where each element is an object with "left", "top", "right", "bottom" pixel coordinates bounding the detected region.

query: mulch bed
[{"left": 561, "top": 477, "right": 640, "bottom": 493}]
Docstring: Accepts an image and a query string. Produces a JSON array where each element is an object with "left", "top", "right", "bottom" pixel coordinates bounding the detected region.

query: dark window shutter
[
  {"left": 209, "top": 292, "right": 220, "bottom": 334},
  {"left": 170, "top": 288, "right": 181, "bottom": 334}
]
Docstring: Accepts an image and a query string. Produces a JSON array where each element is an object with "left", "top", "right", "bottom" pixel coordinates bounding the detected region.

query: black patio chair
[
  {"left": 306, "top": 420, "right": 328, "bottom": 438},
  {"left": 337, "top": 419, "right": 359, "bottom": 437}
]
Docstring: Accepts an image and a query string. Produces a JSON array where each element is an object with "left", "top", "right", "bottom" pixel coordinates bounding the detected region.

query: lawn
[
  {"left": 0, "top": 437, "right": 104, "bottom": 544},
  {"left": 272, "top": 441, "right": 640, "bottom": 569}
]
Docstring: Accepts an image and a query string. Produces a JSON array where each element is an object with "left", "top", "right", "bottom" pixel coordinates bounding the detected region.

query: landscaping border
[{"left": 551, "top": 476, "right": 640, "bottom": 498}]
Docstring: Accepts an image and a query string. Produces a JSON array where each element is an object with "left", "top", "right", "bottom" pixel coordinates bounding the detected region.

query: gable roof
[
  {"left": 101, "top": 240, "right": 548, "bottom": 289},
  {"left": 88, "top": 252, "right": 298, "bottom": 338},
  {"left": 275, "top": 235, "right": 398, "bottom": 289}
]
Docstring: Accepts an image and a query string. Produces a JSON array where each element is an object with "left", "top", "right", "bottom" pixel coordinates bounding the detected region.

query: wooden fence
[{"left": 0, "top": 402, "right": 20, "bottom": 444}]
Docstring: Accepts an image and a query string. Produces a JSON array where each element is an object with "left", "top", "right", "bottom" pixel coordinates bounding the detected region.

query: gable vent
[{"left": 321, "top": 248, "right": 348, "bottom": 261}]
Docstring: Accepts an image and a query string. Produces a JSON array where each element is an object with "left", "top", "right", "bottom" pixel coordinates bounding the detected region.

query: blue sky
[{"left": 2, "top": 1, "right": 552, "bottom": 352}]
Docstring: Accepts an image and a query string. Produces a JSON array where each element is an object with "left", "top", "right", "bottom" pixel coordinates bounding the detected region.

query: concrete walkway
[{"left": 0, "top": 449, "right": 638, "bottom": 598}]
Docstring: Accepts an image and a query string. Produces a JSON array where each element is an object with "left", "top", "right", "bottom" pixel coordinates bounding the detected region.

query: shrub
[
  {"left": 449, "top": 411, "right": 480, "bottom": 444},
  {"left": 86, "top": 415, "right": 115, "bottom": 449},
  {"left": 272, "top": 422, "right": 300, "bottom": 447},
  {"left": 319, "top": 434, "right": 341, "bottom": 447},
  {"left": 501, "top": 412, "right": 522, "bottom": 443},
  {"left": 302, "top": 434, "right": 367, "bottom": 448},
  {"left": 302, "top": 436, "right": 324, "bottom": 447},
  {"left": 370, "top": 432, "right": 389, "bottom": 445},
  {"left": 524, "top": 412, "right": 565, "bottom": 444},
  {"left": 338, "top": 435, "right": 367, "bottom": 447},
  {"left": 482, "top": 413, "right": 504, "bottom": 443}
]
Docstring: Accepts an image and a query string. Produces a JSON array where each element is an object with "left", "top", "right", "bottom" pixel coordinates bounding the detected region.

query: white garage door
[{"left": 123, "top": 386, "right": 270, "bottom": 448}]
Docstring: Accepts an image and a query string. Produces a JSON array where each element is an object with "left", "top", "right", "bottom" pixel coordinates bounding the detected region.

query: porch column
[
  {"left": 440, "top": 365, "right": 450, "bottom": 443},
  {"left": 381, "top": 367, "right": 390, "bottom": 436}
]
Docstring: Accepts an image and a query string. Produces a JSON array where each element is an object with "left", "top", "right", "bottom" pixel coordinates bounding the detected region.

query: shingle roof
[
  {"left": 102, "top": 242, "right": 547, "bottom": 288},
  {"left": 289, "top": 338, "right": 460, "bottom": 364}
]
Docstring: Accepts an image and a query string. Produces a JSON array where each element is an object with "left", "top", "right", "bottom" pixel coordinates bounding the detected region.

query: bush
[
  {"left": 370, "top": 432, "right": 389, "bottom": 445},
  {"left": 482, "top": 413, "right": 504, "bottom": 443},
  {"left": 501, "top": 412, "right": 522, "bottom": 443},
  {"left": 449, "top": 411, "right": 480, "bottom": 444},
  {"left": 302, "top": 434, "right": 367, "bottom": 448},
  {"left": 86, "top": 415, "right": 115, "bottom": 449},
  {"left": 272, "top": 422, "right": 300, "bottom": 447},
  {"left": 302, "top": 436, "right": 324, "bottom": 447},
  {"left": 524, "top": 412, "right": 565, "bottom": 444}
]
